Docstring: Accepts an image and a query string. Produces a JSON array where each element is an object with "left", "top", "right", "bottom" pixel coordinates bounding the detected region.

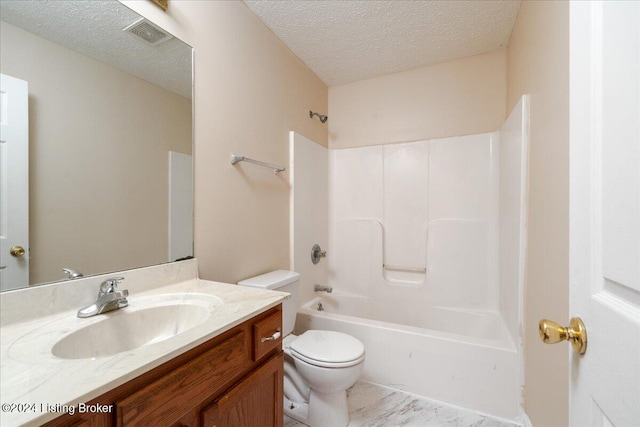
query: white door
[
  {"left": 168, "top": 151, "right": 193, "bottom": 262},
  {"left": 0, "top": 74, "right": 29, "bottom": 291},
  {"left": 569, "top": 1, "right": 640, "bottom": 426}
]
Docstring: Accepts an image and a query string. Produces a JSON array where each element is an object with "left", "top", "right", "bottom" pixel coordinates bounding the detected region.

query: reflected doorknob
[
  {"left": 539, "top": 317, "right": 587, "bottom": 355},
  {"left": 9, "top": 246, "right": 26, "bottom": 258}
]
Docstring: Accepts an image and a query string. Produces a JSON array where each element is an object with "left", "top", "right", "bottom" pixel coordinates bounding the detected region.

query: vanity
[
  {"left": 45, "top": 306, "right": 283, "bottom": 427},
  {"left": 0, "top": 260, "right": 287, "bottom": 427}
]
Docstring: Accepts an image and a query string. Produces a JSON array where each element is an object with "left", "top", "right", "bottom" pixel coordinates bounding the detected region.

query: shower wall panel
[
  {"left": 290, "top": 131, "right": 329, "bottom": 308},
  {"left": 427, "top": 134, "right": 500, "bottom": 309},
  {"left": 382, "top": 142, "right": 429, "bottom": 280},
  {"left": 499, "top": 96, "right": 529, "bottom": 345},
  {"left": 329, "top": 132, "right": 500, "bottom": 313},
  {"left": 329, "top": 145, "right": 383, "bottom": 222}
]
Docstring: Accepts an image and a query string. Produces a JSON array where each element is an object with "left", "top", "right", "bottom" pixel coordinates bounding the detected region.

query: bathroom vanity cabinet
[{"left": 42, "top": 305, "right": 283, "bottom": 427}]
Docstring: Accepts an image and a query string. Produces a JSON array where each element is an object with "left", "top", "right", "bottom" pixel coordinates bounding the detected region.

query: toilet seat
[
  {"left": 289, "top": 330, "right": 365, "bottom": 368},
  {"left": 291, "top": 349, "right": 365, "bottom": 368}
]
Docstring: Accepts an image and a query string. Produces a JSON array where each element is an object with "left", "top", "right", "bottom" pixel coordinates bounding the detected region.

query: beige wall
[
  {"left": 121, "top": 5, "right": 571, "bottom": 426},
  {"left": 507, "top": 2, "right": 570, "bottom": 426},
  {"left": 0, "top": 22, "right": 192, "bottom": 285},
  {"left": 121, "top": 1, "right": 328, "bottom": 284},
  {"left": 328, "top": 50, "right": 506, "bottom": 148}
]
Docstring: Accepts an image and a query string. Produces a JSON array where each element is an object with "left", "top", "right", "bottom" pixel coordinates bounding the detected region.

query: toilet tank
[{"left": 237, "top": 270, "right": 300, "bottom": 336}]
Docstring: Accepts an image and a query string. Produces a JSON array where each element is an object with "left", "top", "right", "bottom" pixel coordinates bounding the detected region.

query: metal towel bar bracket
[{"left": 231, "top": 154, "right": 285, "bottom": 174}]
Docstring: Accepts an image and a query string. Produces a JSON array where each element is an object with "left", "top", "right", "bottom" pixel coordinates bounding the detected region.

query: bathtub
[{"left": 295, "top": 293, "right": 522, "bottom": 421}]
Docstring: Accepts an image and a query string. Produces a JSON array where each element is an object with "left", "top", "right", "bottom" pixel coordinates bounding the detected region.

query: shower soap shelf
[{"left": 383, "top": 264, "right": 426, "bottom": 273}]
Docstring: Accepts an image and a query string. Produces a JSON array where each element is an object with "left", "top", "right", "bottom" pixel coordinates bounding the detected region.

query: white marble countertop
[{"left": 0, "top": 274, "right": 287, "bottom": 426}]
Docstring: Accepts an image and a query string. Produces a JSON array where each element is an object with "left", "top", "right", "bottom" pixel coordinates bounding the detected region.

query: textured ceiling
[
  {"left": 0, "top": 0, "right": 192, "bottom": 98},
  {"left": 244, "top": 0, "right": 521, "bottom": 86}
]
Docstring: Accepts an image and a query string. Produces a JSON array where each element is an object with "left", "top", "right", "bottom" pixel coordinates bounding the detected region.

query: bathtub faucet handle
[
  {"left": 311, "top": 244, "right": 327, "bottom": 264},
  {"left": 314, "top": 284, "right": 332, "bottom": 293}
]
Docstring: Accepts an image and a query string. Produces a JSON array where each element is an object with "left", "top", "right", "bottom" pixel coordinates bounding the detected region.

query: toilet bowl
[
  {"left": 238, "top": 270, "right": 365, "bottom": 427},
  {"left": 285, "top": 330, "right": 364, "bottom": 427}
]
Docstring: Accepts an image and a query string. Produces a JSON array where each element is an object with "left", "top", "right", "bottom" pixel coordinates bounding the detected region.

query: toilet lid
[{"left": 290, "top": 330, "right": 364, "bottom": 366}]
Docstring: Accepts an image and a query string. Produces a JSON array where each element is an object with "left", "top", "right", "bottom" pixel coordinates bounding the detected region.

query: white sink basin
[
  {"left": 7, "top": 293, "right": 223, "bottom": 362},
  {"left": 52, "top": 301, "right": 212, "bottom": 359}
]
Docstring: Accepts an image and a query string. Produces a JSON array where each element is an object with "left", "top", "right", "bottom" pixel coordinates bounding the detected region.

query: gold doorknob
[
  {"left": 539, "top": 317, "right": 587, "bottom": 355},
  {"left": 9, "top": 246, "right": 25, "bottom": 257}
]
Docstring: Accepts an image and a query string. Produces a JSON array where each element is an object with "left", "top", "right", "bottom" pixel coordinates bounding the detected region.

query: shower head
[{"left": 310, "top": 110, "right": 328, "bottom": 123}]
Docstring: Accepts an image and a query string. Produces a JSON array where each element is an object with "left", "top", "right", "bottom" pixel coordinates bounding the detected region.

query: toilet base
[
  {"left": 284, "top": 390, "right": 349, "bottom": 427},
  {"left": 284, "top": 397, "right": 309, "bottom": 425},
  {"left": 308, "top": 389, "right": 349, "bottom": 427}
]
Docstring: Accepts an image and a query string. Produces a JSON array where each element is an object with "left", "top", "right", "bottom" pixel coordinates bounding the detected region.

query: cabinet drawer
[
  {"left": 116, "top": 331, "right": 249, "bottom": 427},
  {"left": 252, "top": 309, "right": 282, "bottom": 361}
]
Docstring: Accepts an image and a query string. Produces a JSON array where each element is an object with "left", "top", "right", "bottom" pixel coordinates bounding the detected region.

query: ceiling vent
[{"left": 123, "top": 18, "right": 172, "bottom": 46}]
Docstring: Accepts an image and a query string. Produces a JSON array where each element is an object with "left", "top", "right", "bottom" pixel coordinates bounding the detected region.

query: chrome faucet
[
  {"left": 77, "top": 277, "right": 129, "bottom": 318},
  {"left": 62, "top": 267, "right": 83, "bottom": 279},
  {"left": 311, "top": 244, "right": 327, "bottom": 265},
  {"left": 314, "top": 284, "right": 332, "bottom": 293}
]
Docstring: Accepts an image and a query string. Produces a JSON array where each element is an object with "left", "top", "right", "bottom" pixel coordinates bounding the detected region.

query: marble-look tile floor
[{"left": 284, "top": 380, "right": 520, "bottom": 427}]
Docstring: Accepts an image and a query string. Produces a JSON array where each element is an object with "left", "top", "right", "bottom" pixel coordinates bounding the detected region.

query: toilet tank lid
[{"left": 237, "top": 270, "right": 300, "bottom": 289}]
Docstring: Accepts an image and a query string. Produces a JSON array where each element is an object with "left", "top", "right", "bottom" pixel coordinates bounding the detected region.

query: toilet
[{"left": 238, "top": 270, "right": 364, "bottom": 427}]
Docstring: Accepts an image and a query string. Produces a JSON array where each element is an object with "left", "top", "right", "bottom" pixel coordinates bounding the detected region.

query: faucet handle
[
  {"left": 311, "top": 244, "right": 327, "bottom": 265},
  {"left": 62, "top": 267, "right": 83, "bottom": 279},
  {"left": 99, "top": 277, "right": 125, "bottom": 295}
]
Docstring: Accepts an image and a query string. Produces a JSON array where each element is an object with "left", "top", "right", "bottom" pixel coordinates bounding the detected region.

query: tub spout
[{"left": 314, "top": 284, "right": 332, "bottom": 293}]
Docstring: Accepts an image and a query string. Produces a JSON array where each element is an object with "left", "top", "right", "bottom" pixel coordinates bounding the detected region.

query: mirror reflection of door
[
  {"left": 169, "top": 151, "right": 193, "bottom": 262},
  {"left": 0, "top": 73, "right": 29, "bottom": 291}
]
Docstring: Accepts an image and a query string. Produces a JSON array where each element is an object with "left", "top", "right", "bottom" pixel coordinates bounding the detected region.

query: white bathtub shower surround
[
  {"left": 329, "top": 132, "right": 500, "bottom": 308},
  {"left": 498, "top": 96, "right": 530, "bottom": 411},
  {"left": 303, "top": 293, "right": 510, "bottom": 342},
  {"left": 498, "top": 96, "right": 529, "bottom": 350},
  {"left": 326, "top": 217, "right": 503, "bottom": 328},
  {"left": 296, "top": 294, "right": 520, "bottom": 420},
  {"left": 288, "top": 96, "right": 530, "bottom": 422},
  {"left": 289, "top": 131, "right": 329, "bottom": 307},
  {"left": 382, "top": 142, "right": 429, "bottom": 282}
]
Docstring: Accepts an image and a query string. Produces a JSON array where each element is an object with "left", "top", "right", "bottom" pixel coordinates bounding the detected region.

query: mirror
[{"left": 0, "top": 0, "right": 193, "bottom": 291}]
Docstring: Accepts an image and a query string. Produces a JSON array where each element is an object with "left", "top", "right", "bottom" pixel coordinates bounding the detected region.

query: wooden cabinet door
[
  {"left": 202, "top": 353, "right": 283, "bottom": 427},
  {"left": 116, "top": 331, "right": 248, "bottom": 427}
]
